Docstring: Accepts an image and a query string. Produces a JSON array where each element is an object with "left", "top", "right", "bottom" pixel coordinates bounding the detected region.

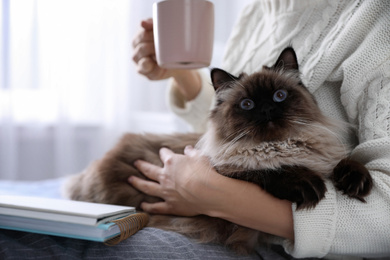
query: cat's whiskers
[
  {"left": 229, "top": 129, "right": 251, "bottom": 145},
  {"left": 215, "top": 128, "right": 252, "bottom": 160},
  {"left": 220, "top": 128, "right": 246, "bottom": 145}
]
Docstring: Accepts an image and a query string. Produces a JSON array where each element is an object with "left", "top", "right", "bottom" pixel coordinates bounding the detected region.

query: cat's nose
[
  {"left": 259, "top": 102, "right": 276, "bottom": 119},
  {"left": 261, "top": 104, "right": 276, "bottom": 113},
  {"left": 255, "top": 102, "right": 281, "bottom": 124}
]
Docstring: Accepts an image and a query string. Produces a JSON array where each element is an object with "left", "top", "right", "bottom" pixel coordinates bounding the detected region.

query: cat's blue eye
[
  {"left": 273, "top": 89, "right": 288, "bottom": 102},
  {"left": 240, "top": 99, "right": 255, "bottom": 110}
]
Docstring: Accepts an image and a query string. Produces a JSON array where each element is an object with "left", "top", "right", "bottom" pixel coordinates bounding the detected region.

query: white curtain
[{"left": 0, "top": 0, "right": 252, "bottom": 181}]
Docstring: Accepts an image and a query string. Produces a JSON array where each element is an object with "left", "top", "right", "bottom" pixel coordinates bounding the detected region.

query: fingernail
[
  {"left": 184, "top": 145, "right": 193, "bottom": 154},
  {"left": 133, "top": 160, "right": 140, "bottom": 167},
  {"left": 128, "top": 176, "right": 134, "bottom": 183}
]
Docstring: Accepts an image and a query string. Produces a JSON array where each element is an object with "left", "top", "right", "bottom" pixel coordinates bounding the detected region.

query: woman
[
  {"left": 1, "top": 1, "right": 389, "bottom": 259},
  {"left": 131, "top": 0, "right": 390, "bottom": 258}
]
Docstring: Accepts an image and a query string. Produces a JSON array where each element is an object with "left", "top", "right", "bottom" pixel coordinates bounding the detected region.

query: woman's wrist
[{"left": 171, "top": 70, "right": 201, "bottom": 101}]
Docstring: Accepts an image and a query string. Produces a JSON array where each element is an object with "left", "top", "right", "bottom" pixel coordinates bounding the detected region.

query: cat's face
[{"left": 210, "top": 48, "right": 323, "bottom": 143}]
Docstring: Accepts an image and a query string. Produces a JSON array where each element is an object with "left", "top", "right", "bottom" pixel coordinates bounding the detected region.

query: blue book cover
[
  {"left": 0, "top": 214, "right": 120, "bottom": 242},
  {"left": 0, "top": 195, "right": 147, "bottom": 243}
]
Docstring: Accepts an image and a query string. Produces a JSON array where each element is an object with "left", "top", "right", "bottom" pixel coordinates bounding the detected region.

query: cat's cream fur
[{"left": 197, "top": 117, "right": 348, "bottom": 176}]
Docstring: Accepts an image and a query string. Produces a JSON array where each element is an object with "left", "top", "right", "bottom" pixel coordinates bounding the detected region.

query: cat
[{"left": 63, "top": 47, "right": 372, "bottom": 254}]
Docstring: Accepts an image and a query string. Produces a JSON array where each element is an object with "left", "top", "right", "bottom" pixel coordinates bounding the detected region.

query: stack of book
[{"left": 0, "top": 195, "right": 149, "bottom": 244}]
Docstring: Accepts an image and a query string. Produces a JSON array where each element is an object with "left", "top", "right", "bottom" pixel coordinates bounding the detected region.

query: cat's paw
[
  {"left": 263, "top": 166, "right": 327, "bottom": 210},
  {"left": 332, "top": 158, "right": 373, "bottom": 202},
  {"left": 290, "top": 173, "right": 327, "bottom": 210}
]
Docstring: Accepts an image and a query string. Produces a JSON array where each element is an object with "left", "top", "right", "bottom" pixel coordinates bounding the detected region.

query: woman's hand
[
  {"left": 129, "top": 146, "right": 220, "bottom": 216},
  {"left": 132, "top": 19, "right": 202, "bottom": 100},
  {"left": 132, "top": 18, "right": 172, "bottom": 80}
]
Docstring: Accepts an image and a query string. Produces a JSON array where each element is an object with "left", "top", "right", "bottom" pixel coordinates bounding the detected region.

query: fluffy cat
[{"left": 64, "top": 47, "right": 372, "bottom": 254}]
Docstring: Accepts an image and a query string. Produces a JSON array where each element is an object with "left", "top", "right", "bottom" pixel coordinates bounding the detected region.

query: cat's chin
[
  {"left": 265, "top": 121, "right": 277, "bottom": 130},
  {"left": 250, "top": 124, "right": 289, "bottom": 143},
  {"left": 264, "top": 122, "right": 286, "bottom": 138}
]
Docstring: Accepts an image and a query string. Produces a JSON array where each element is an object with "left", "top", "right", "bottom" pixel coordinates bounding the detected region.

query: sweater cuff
[
  {"left": 166, "top": 69, "right": 215, "bottom": 133},
  {"left": 283, "top": 180, "right": 337, "bottom": 258}
]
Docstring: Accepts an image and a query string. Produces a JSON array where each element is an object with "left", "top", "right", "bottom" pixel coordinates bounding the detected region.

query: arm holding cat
[{"left": 129, "top": 146, "right": 295, "bottom": 241}]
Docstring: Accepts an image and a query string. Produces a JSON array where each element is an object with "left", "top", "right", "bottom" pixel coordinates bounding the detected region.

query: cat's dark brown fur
[{"left": 64, "top": 48, "right": 372, "bottom": 254}]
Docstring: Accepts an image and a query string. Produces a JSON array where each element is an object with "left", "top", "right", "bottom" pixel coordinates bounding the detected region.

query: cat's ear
[
  {"left": 271, "top": 47, "right": 299, "bottom": 72},
  {"left": 211, "top": 68, "right": 240, "bottom": 92}
]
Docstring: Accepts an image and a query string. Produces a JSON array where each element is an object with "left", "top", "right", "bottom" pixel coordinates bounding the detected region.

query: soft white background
[{"left": 0, "top": 0, "right": 252, "bottom": 180}]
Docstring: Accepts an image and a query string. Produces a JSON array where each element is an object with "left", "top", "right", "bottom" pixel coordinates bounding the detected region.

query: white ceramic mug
[{"left": 153, "top": 0, "right": 214, "bottom": 69}]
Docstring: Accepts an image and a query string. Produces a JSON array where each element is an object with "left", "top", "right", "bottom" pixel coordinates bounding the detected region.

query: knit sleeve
[
  {"left": 283, "top": 4, "right": 390, "bottom": 256},
  {"left": 284, "top": 64, "right": 390, "bottom": 260},
  {"left": 329, "top": 59, "right": 390, "bottom": 256},
  {"left": 166, "top": 69, "right": 215, "bottom": 133},
  {"left": 332, "top": 62, "right": 390, "bottom": 257}
]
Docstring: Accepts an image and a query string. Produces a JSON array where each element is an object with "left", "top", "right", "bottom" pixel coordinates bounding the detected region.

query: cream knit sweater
[{"left": 167, "top": 0, "right": 390, "bottom": 258}]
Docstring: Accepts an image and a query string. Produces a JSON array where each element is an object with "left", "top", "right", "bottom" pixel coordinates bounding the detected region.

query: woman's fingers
[
  {"left": 132, "top": 18, "right": 160, "bottom": 79},
  {"left": 133, "top": 160, "right": 161, "bottom": 181},
  {"left": 132, "top": 19, "right": 154, "bottom": 48},
  {"left": 137, "top": 57, "right": 156, "bottom": 75},
  {"left": 128, "top": 175, "right": 162, "bottom": 197},
  {"left": 141, "top": 18, "right": 153, "bottom": 30},
  {"left": 132, "top": 42, "right": 155, "bottom": 64},
  {"left": 129, "top": 146, "right": 214, "bottom": 217},
  {"left": 137, "top": 57, "right": 170, "bottom": 81},
  {"left": 184, "top": 145, "right": 196, "bottom": 156},
  {"left": 159, "top": 147, "right": 176, "bottom": 165},
  {"left": 140, "top": 201, "right": 171, "bottom": 214},
  {"left": 132, "top": 29, "right": 154, "bottom": 48}
]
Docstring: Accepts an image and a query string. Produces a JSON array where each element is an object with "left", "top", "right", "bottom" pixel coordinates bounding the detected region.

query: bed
[{"left": 0, "top": 178, "right": 66, "bottom": 198}]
